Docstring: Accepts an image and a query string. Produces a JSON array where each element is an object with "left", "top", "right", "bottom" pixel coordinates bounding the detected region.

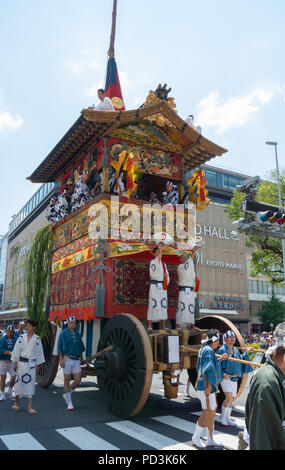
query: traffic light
[
  {"left": 277, "top": 214, "right": 285, "bottom": 225},
  {"left": 255, "top": 210, "right": 274, "bottom": 223},
  {"left": 234, "top": 178, "right": 285, "bottom": 239},
  {"left": 255, "top": 210, "right": 285, "bottom": 225},
  {"left": 269, "top": 211, "right": 283, "bottom": 223}
]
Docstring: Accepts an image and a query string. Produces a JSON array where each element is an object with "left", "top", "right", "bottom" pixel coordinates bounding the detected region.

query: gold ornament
[{"left": 111, "top": 97, "right": 124, "bottom": 109}]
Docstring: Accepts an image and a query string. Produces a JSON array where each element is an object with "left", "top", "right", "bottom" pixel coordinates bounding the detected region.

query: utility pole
[{"left": 265, "top": 141, "right": 285, "bottom": 283}]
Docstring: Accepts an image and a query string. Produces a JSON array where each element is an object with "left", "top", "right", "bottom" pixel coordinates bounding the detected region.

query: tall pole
[
  {"left": 266, "top": 141, "right": 285, "bottom": 283},
  {"left": 273, "top": 143, "right": 282, "bottom": 206},
  {"left": 108, "top": 0, "right": 117, "bottom": 58}
]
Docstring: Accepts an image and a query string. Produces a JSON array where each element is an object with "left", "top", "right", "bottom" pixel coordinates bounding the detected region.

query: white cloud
[
  {"left": 0, "top": 111, "right": 23, "bottom": 133},
  {"left": 196, "top": 87, "right": 275, "bottom": 134}
]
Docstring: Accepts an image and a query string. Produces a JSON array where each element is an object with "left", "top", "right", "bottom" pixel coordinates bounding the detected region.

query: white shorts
[
  {"left": 221, "top": 378, "right": 238, "bottom": 397},
  {"left": 196, "top": 391, "right": 217, "bottom": 410},
  {"left": 0, "top": 360, "right": 16, "bottom": 377},
  {"left": 63, "top": 358, "right": 81, "bottom": 375}
]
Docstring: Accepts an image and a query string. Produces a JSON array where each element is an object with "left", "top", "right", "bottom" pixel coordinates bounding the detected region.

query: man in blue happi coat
[
  {"left": 192, "top": 329, "right": 228, "bottom": 448},
  {"left": 217, "top": 330, "right": 254, "bottom": 427},
  {"left": 0, "top": 325, "right": 18, "bottom": 401},
  {"left": 14, "top": 321, "right": 26, "bottom": 340},
  {"left": 58, "top": 315, "right": 85, "bottom": 411}
]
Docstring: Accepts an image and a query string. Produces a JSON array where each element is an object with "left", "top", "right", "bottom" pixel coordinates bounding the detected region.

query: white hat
[
  {"left": 274, "top": 322, "right": 285, "bottom": 348},
  {"left": 265, "top": 344, "right": 278, "bottom": 357},
  {"left": 67, "top": 315, "right": 76, "bottom": 322},
  {"left": 166, "top": 181, "right": 177, "bottom": 189}
]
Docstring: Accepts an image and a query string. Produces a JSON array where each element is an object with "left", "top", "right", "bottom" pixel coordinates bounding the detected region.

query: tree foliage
[
  {"left": 24, "top": 226, "right": 52, "bottom": 343},
  {"left": 257, "top": 293, "right": 285, "bottom": 328},
  {"left": 224, "top": 169, "right": 285, "bottom": 284}
]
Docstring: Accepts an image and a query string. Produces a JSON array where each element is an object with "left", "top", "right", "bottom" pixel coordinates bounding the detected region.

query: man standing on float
[
  {"left": 176, "top": 251, "right": 197, "bottom": 330},
  {"left": 147, "top": 243, "right": 169, "bottom": 331}
]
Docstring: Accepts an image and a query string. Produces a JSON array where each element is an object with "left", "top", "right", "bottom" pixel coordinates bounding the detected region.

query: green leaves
[
  {"left": 24, "top": 226, "right": 52, "bottom": 343},
  {"left": 257, "top": 293, "right": 285, "bottom": 329}
]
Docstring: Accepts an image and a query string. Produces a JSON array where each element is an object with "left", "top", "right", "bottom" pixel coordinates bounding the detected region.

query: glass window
[
  {"left": 252, "top": 280, "right": 258, "bottom": 294},
  {"left": 228, "top": 175, "right": 239, "bottom": 190},
  {"left": 205, "top": 170, "right": 217, "bottom": 186},
  {"left": 217, "top": 172, "right": 229, "bottom": 189},
  {"left": 238, "top": 177, "right": 247, "bottom": 185},
  {"left": 248, "top": 280, "right": 253, "bottom": 293}
]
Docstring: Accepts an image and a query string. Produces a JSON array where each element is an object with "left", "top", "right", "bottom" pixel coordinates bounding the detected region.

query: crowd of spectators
[{"left": 242, "top": 330, "right": 275, "bottom": 349}]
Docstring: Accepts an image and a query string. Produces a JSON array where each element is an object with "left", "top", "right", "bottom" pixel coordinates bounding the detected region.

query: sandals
[
  {"left": 28, "top": 409, "right": 38, "bottom": 415},
  {"left": 12, "top": 405, "right": 20, "bottom": 411}
]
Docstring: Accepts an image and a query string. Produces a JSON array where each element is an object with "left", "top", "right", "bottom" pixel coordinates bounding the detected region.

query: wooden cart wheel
[
  {"left": 37, "top": 322, "right": 59, "bottom": 388},
  {"left": 96, "top": 314, "right": 153, "bottom": 418},
  {"left": 190, "top": 315, "right": 248, "bottom": 404}
]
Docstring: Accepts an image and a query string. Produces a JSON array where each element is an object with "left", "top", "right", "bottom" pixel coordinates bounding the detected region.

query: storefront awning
[
  {"left": 0, "top": 308, "right": 27, "bottom": 316},
  {"left": 200, "top": 309, "right": 238, "bottom": 315}
]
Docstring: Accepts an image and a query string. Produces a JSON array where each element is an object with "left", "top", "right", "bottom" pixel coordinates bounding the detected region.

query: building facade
[
  {"left": 201, "top": 165, "right": 285, "bottom": 333},
  {"left": 0, "top": 234, "right": 8, "bottom": 308},
  {"left": 0, "top": 182, "right": 58, "bottom": 323}
]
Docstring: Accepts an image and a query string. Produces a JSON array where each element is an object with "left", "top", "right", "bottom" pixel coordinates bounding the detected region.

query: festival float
[{"left": 26, "top": 0, "right": 252, "bottom": 417}]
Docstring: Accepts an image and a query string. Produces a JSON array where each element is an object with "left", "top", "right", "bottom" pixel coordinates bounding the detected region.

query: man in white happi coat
[
  {"left": 147, "top": 244, "right": 170, "bottom": 331},
  {"left": 96, "top": 89, "right": 115, "bottom": 111},
  {"left": 11, "top": 320, "right": 45, "bottom": 414},
  {"left": 176, "top": 252, "right": 197, "bottom": 329}
]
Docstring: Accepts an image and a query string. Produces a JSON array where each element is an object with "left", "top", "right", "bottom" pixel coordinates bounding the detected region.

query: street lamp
[{"left": 265, "top": 141, "right": 285, "bottom": 282}]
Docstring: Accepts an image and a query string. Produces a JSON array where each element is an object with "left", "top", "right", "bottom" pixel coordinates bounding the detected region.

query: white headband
[{"left": 201, "top": 334, "right": 220, "bottom": 344}]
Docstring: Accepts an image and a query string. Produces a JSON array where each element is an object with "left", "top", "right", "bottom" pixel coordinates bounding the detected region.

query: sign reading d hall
[{"left": 196, "top": 224, "right": 240, "bottom": 241}]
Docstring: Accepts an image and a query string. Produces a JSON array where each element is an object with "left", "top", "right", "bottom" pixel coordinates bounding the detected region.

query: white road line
[
  {"left": 232, "top": 405, "right": 245, "bottom": 414},
  {"left": 56, "top": 427, "right": 119, "bottom": 450},
  {"left": 154, "top": 415, "right": 238, "bottom": 450},
  {"left": 0, "top": 433, "right": 46, "bottom": 450},
  {"left": 107, "top": 420, "right": 195, "bottom": 450},
  {"left": 152, "top": 415, "right": 197, "bottom": 434},
  {"left": 191, "top": 411, "right": 245, "bottom": 429}
]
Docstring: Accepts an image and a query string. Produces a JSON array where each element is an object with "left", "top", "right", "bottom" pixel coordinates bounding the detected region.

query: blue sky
[{"left": 0, "top": 0, "right": 284, "bottom": 235}]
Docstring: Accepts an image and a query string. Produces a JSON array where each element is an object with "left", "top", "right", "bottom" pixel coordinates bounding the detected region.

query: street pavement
[{"left": 0, "top": 369, "right": 247, "bottom": 450}]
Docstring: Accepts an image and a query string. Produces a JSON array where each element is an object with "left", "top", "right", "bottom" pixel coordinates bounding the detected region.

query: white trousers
[
  {"left": 221, "top": 378, "right": 238, "bottom": 397},
  {"left": 196, "top": 391, "right": 217, "bottom": 410}
]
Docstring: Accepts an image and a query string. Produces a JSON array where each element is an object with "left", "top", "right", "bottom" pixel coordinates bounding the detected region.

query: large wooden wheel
[
  {"left": 96, "top": 314, "right": 153, "bottom": 418},
  {"left": 37, "top": 322, "right": 59, "bottom": 388},
  {"left": 192, "top": 315, "right": 248, "bottom": 404}
]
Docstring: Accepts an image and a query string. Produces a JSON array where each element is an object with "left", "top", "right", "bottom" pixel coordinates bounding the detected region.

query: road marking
[
  {"left": 107, "top": 420, "right": 195, "bottom": 450},
  {"left": 153, "top": 415, "right": 238, "bottom": 450},
  {"left": 0, "top": 433, "right": 45, "bottom": 450},
  {"left": 153, "top": 415, "right": 197, "bottom": 434},
  {"left": 56, "top": 427, "right": 119, "bottom": 450},
  {"left": 191, "top": 411, "right": 245, "bottom": 429},
  {"left": 232, "top": 405, "right": 245, "bottom": 414}
]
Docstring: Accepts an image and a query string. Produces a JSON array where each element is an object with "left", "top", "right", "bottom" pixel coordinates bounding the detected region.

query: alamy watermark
[{"left": 87, "top": 196, "right": 196, "bottom": 248}]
